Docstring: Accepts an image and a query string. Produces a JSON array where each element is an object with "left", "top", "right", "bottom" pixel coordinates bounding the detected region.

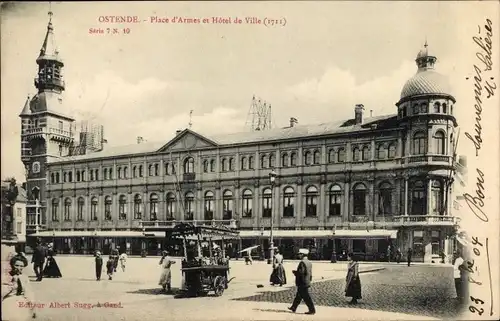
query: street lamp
[{"left": 268, "top": 169, "right": 277, "bottom": 264}]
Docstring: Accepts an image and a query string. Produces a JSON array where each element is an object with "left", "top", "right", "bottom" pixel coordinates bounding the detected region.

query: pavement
[{"left": 3, "top": 255, "right": 468, "bottom": 321}]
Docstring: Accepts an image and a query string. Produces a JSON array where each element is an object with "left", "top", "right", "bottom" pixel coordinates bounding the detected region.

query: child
[
  {"left": 95, "top": 251, "right": 103, "bottom": 281},
  {"left": 119, "top": 252, "right": 128, "bottom": 272},
  {"left": 106, "top": 256, "right": 114, "bottom": 280}
]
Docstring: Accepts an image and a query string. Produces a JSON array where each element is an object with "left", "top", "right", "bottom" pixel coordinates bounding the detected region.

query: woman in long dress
[
  {"left": 43, "top": 249, "right": 62, "bottom": 278},
  {"left": 2, "top": 258, "right": 37, "bottom": 321},
  {"left": 158, "top": 251, "right": 176, "bottom": 293},
  {"left": 345, "top": 253, "right": 362, "bottom": 304},
  {"left": 270, "top": 249, "right": 287, "bottom": 286}
]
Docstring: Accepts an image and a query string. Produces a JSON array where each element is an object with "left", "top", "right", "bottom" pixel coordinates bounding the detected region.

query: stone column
[
  {"left": 427, "top": 179, "right": 432, "bottom": 215},
  {"left": 215, "top": 188, "right": 221, "bottom": 220},
  {"left": 404, "top": 178, "right": 409, "bottom": 216},
  {"left": 296, "top": 184, "right": 302, "bottom": 228},
  {"left": 343, "top": 182, "right": 350, "bottom": 222},
  {"left": 196, "top": 189, "right": 202, "bottom": 221},
  {"left": 319, "top": 183, "right": 326, "bottom": 228},
  {"left": 397, "top": 137, "right": 403, "bottom": 157}
]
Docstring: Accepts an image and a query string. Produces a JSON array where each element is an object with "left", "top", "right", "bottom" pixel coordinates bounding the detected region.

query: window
[
  {"left": 388, "top": 143, "right": 396, "bottom": 158},
  {"left": 171, "top": 163, "right": 176, "bottom": 175},
  {"left": 122, "top": 167, "right": 127, "bottom": 179},
  {"left": 352, "top": 148, "right": 360, "bottom": 161},
  {"left": 283, "top": 187, "right": 295, "bottom": 217},
  {"left": 119, "top": 195, "right": 127, "bottom": 220},
  {"left": 221, "top": 158, "right": 227, "bottom": 172},
  {"left": 204, "top": 191, "right": 214, "bottom": 220},
  {"left": 16, "top": 222, "right": 22, "bottom": 234},
  {"left": 329, "top": 185, "right": 342, "bottom": 216},
  {"left": 64, "top": 198, "right": 71, "bottom": 221},
  {"left": 210, "top": 159, "right": 216, "bottom": 172},
  {"left": 281, "top": 153, "right": 289, "bottom": 167},
  {"left": 104, "top": 168, "right": 108, "bottom": 180},
  {"left": 58, "top": 121, "right": 63, "bottom": 130},
  {"left": 162, "top": 164, "right": 168, "bottom": 176},
  {"left": 51, "top": 199, "right": 59, "bottom": 221},
  {"left": 166, "top": 193, "right": 176, "bottom": 220},
  {"left": 133, "top": 194, "right": 142, "bottom": 220},
  {"left": 362, "top": 146, "right": 370, "bottom": 160},
  {"left": 412, "top": 132, "right": 427, "bottom": 155},
  {"left": 411, "top": 180, "right": 426, "bottom": 215},
  {"left": 337, "top": 148, "right": 345, "bottom": 163},
  {"left": 304, "top": 151, "right": 312, "bottom": 165},
  {"left": 269, "top": 154, "right": 275, "bottom": 168},
  {"left": 248, "top": 156, "right": 254, "bottom": 170},
  {"left": 184, "top": 192, "right": 194, "bottom": 220},
  {"left": 203, "top": 160, "right": 209, "bottom": 172},
  {"left": 223, "top": 190, "right": 233, "bottom": 220},
  {"left": 91, "top": 197, "right": 98, "bottom": 220},
  {"left": 328, "top": 149, "right": 335, "bottom": 163},
  {"left": 433, "top": 102, "right": 440, "bottom": 113},
  {"left": 431, "top": 230, "right": 441, "bottom": 255},
  {"left": 148, "top": 164, "right": 154, "bottom": 176},
  {"left": 139, "top": 165, "right": 143, "bottom": 177},
  {"left": 184, "top": 157, "right": 194, "bottom": 174},
  {"left": 154, "top": 164, "right": 159, "bottom": 176},
  {"left": 262, "top": 188, "right": 272, "bottom": 218},
  {"left": 242, "top": 189, "right": 253, "bottom": 218},
  {"left": 229, "top": 158, "right": 235, "bottom": 171},
  {"left": 378, "top": 183, "right": 393, "bottom": 215},
  {"left": 95, "top": 169, "right": 99, "bottom": 181},
  {"left": 108, "top": 168, "right": 113, "bottom": 179},
  {"left": 240, "top": 157, "right": 247, "bottom": 170},
  {"left": 442, "top": 103, "right": 448, "bottom": 113},
  {"left": 104, "top": 196, "right": 112, "bottom": 220},
  {"left": 51, "top": 173, "right": 55, "bottom": 183},
  {"left": 290, "top": 152, "right": 297, "bottom": 166},
  {"left": 377, "top": 145, "right": 386, "bottom": 159},
  {"left": 431, "top": 180, "right": 444, "bottom": 215},
  {"left": 313, "top": 150, "right": 320, "bottom": 164},
  {"left": 118, "top": 167, "right": 122, "bottom": 179},
  {"left": 353, "top": 183, "right": 366, "bottom": 215},
  {"left": 420, "top": 103, "right": 428, "bottom": 113},
  {"left": 56, "top": 172, "right": 60, "bottom": 183},
  {"left": 434, "top": 131, "right": 446, "bottom": 155},
  {"left": 260, "top": 155, "right": 267, "bottom": 169},
  {"left": 63, "top": 172, "right": 67, "bottom": 183},
  {"left": 77, "top": 197, "right": 84, "bottom": 220},
  {"left": 150, "top": 194, "right": 158, "bottom": 220},
  {"left": 413, "top": 231, "right": 424, "bottom": 256},
  {"left": 413, "top": 104, "right": 419, "bottom": 115},
  {"left": 305, "top": 186, "right": 318, "bottom": 217}
]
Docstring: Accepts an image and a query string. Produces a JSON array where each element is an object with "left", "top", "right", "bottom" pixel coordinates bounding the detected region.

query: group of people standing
[{"left": 94, "top": 249, "right": 127, "bottom": 281}]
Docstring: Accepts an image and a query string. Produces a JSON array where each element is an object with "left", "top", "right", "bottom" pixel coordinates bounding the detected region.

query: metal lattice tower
[{"left": 245, "top": 95, "right": 272, "bottom": 131}]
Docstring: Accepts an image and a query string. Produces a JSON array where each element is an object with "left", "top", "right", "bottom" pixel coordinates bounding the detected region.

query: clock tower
[{"left": 20, "top": 11, "right": 74, "bottom": 233}]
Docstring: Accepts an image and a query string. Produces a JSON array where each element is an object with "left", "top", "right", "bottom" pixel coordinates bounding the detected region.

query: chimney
[
  {"left": 289, "top": 117, "right": 298, "bottom": 128},
  {"left": 176, "top": 130, "right": 182, "bottom": 136},
  {"left": 355, "top": 104, "right": 365, "bottom": 124}
]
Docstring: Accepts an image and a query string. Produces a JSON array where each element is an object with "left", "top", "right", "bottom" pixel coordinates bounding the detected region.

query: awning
[
  {"left": 239, "top": 229, "right": 397, "bottom": 239},
  {"left": 334, "top": 229, "right": 398, "bottom": 239},
  {"left": 29, "top": 231, "right": 165, "bottom": 238}
]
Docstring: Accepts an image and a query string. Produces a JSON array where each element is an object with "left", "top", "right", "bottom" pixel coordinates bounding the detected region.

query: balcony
[
  {"left": 49, "top": 127, "right": 73, "bottom": 137},
  {"left": 139, "top": 219, "right": 238, "bottom": 229},
  {"left": 392, "top": 215, "right": 457, "bottom": 226},
  {"left": 183, "top": 173, "right": 196, "bottom": 181},
  {"left": 405, "top": 155, "right": 452, "bottom": 165}
]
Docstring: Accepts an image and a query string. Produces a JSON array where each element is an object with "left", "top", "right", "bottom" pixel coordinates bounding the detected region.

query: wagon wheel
[{"left": 213, "top": 275, "right": 226, "bottom": 297}]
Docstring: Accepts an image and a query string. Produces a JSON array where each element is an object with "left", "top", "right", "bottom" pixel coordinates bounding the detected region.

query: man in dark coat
[
  {"left": 288, "top": 249, "right": 316, "bottom": 315},
  {"left": 32, "top": 240, "right": 47, "bottom": 281},
  {"left": 407, "top": 247, "right": 413, "bottom": 267}
]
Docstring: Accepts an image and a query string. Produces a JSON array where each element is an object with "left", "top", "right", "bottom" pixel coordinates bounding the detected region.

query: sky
[{"left": 1, "top": 1, "right": 498, "bottom": 183}]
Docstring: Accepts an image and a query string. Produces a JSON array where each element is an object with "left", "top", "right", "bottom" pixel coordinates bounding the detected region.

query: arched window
[
  {"left": 242, "top": 189, "right": 253, "bottom": 218},
  {"left": 240, "top": 157, "right": 247, "bottom": 170},
  {"left": 420, "top": 103, "right": 428, "bottom": 113},
  {"left": 108, "top": 168, "right": 113, "bottom": 180},
  {"left": 262, "top": 188, "right": 272, "bottom": 218},
  {"left": 184, "top": 157, "right": 194, "bottom": 174},
  {"left": 434, "top": 131, "right": 446, "bottom": 155},
  {"left": 378, "top": 182, "right": 393, "bottom": 215},
  {"left": 353, "top": 183, "right": 367, "bottom": 215},
  {"left": 77, "top": 197, "right": 84, "bottom": 221},
  {"left": 329, "top": 185, "right": 342, "bottom": 216},
  {"left": 204, "top": 191, "right": 214, "bottom": 220},
  {"left": 313, "top": 150, "right": 320, "bottom": 165},
  {"left": 304, "top": 151, "right": 312, "bottom": 165},
  {"left": 95, "top": 169, "right": 99, "bottom": 181},
  {"left": 56, "top": 172, "right": 60, "bottom": 183},
  {"left": 248, "top": 156, "right": 254, "bottom": 170},
  {"left": 442, "top": 103, "right": 448, "bottom": 113},
  {"left": 184, "top": 192, "right": 194, "bottom": 220},
  {"left": 63, "top": 172, "right": 67, "bottom": 183},
  {"left": 388, "top": 143, "right": 396, "bottom": 158},
  {"left": 148, "top": 164, "right": 154, "bottom": 176},
  {"left": 118, "top": 167, "right": 122, "bottom": 179},
  {"left": 290, "top": 152, "right": 297, "bottom": 166},
  {"left": 432, "top": 180, "right": 444, "bottom": 215},
  {"left": 81, "top": 170, "right": 85, "bottom": 181},
  {"left": 413, "top": 104, "right": 419, "bottom": 115},
  {"left": 411, "top": 180, "right": 426, "bottom": 215},
  {"left": 433, "top": 102, "right": 440, "bottom": 113},
  {"left": 91, "top": 197, "right": 98, "bottom": 220},
  {"left": 260, "top": 155, "right": 267, "bottom": 169},
  {"left": 269, "top": 154, "right": 275, "bottom": 168},
  {"left": 133, "top": 194, "right": 142, "bottom": 220},
  {"left": 90, "top": 170, "right": 94, "bottom": 181},
  {"left": 203, "top": 160, "right": 209, "bottom": 173},
  {"left": 283, "top": 187, "right": 295, "bottom": 217},
  {"left": 171, "top": 163, "right": 176, "bottom": 175},
  {"left": 51, "top": 199, "right": 59, "bottom": 221},
  {"left": 328, "top": 149, "right": 335, "bottom": 163},
  {"left": 64, "top": 198, "right": 71, "bottom": 221},
  {"left": 377, "top": 144, "right": 386, "bottom": 159},
  {"left": 352, "top": 147, "right": 360, "bottom": 162},
  {"left": 76, "top": 171, "right": 80, "bottom": 182},
  {"left": 154, "top": 164, "right": 159, "bottom": 176},
  {"left": 119, "top": 195, "right": 127, "bottom": 220},
  {"left": 210, "top": 159, "right": 216, "bottom": 172},
  {"left": 223, "top": 190, "right": 233, "bottom": 220},
  {"left": 104, "top": 168, "right": 108, "bottom": 180},
  {"left": 166, "top": 193, "right": 176, "bottom": 220},
  {"left": 104, "top": 196, "right": 112, "bottom": 220},
  {"left": 305, "top": 186, "right": 318, "bottom": 217},
  {"left": 150, "top": 194, "right": 158, "bottom": 220},
  {"left": 337, "top": 148, "right": 345, "bottom": 163},
  {"left": 51, "top": 173, "right": 55, "bottom": 184},
  {"left": 362, "top": 146, "right": 370, "bottom": 160},
  {"left": 221, "top": 158, "right": 227, "bottom": 172},
  {"left": 229, "top": 158, "right": 235, "bottom": 171},
  {"left": 413, "top": 132, "right": 427, "bottom": 155},
  {"left": 139, "top": 165, "right": 143, "bottom": 177},
  {"left": 122, "top": 167, "right": 127, "bottom": 179}
]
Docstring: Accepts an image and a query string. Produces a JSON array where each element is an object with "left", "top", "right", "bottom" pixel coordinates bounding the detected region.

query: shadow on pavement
[
  {"left": 253, "top": 308, "right": 293, "bottom": 314},
  {"left": 127, "top": 287, "right": 181, "bottom": 296}
]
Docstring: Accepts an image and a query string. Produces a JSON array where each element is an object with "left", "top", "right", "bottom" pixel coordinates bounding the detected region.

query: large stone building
[{"left": 23, "top": 14, "right": 460, "bottom": 262}]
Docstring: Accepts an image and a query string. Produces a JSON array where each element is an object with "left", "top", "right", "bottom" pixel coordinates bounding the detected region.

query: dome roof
[{"left": 400, "top": 69, "right": 451, "bottom": 99}]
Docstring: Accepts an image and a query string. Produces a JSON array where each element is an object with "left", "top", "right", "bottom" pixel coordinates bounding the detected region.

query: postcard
[{"left": 1, "top": 1, "right": 499, "bottom": 320}]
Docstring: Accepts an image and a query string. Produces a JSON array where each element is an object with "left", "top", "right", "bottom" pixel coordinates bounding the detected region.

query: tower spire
[{"left": 415, "top": 40, "right": 436, "bottom": 71}]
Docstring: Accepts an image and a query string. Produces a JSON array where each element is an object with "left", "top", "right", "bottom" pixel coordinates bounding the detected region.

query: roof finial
[
  {"left": 48, "top": 1, "right": 53, "bottom": 23},
  {"left": 189, "top": 110, "right": 193, "bottom": 129},
  {"left": 424, "top": 37, "right": 428, "bottom": 49}
]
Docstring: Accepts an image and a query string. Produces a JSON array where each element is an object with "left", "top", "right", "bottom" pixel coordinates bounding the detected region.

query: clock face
[{"left": 32, "top": 162, "right": 41, "bottom": 174}]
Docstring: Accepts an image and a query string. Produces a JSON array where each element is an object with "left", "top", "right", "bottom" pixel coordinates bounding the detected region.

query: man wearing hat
[
  {"left": 95, "top": 251, "right": 103, "bottom": 281},
  {"left": 289, "top": 249, "right": 316, "bottom": 315}
]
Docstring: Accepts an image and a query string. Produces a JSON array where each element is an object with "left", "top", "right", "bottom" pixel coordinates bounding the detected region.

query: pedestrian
[
  {"left": 119, "top": 252, "right": 128, "bottom": 272},
  {"left": 95, "top": 251, "right": 103, "bottom": 281},
  {"left": 2, "top": 258, "right": 37, "bottom": 320},
  {"left": 158, "top": 250, "right": 176, "bottom": 293},
  {"left": 345, "top": 253, "right": 362, "bottom": 305},
  {"left": 106, "top": 256, "right": 114, "bottom": 280},
  {"left": 407, "top": 247, "right": 413, "bottom": 267},
  {"left": 42, "top": 248, "right": 62, "bottom": 278},
  {"left": 395, "top": 248, "right": 402, "bottom": 264},
  {"left": 387, "top": 245, "right": 391, "bottom": 263},
  {"left": 111, "top": 248, "right": 119, "bottom": 272},
  {"left": 288, "top": 249, "right": 316, "bottom": 315},
  {"left": 270, "top": 248, "right": 287, "bottom": 286},
  {"left": 453, "top": 250, "right": 467, "bottom": 303},
  {"left": 245, "top": 249, "right": 253, "bottom": 265},
  {"left": 31, "top": 239, "right": 46, "bottom": 282}
]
